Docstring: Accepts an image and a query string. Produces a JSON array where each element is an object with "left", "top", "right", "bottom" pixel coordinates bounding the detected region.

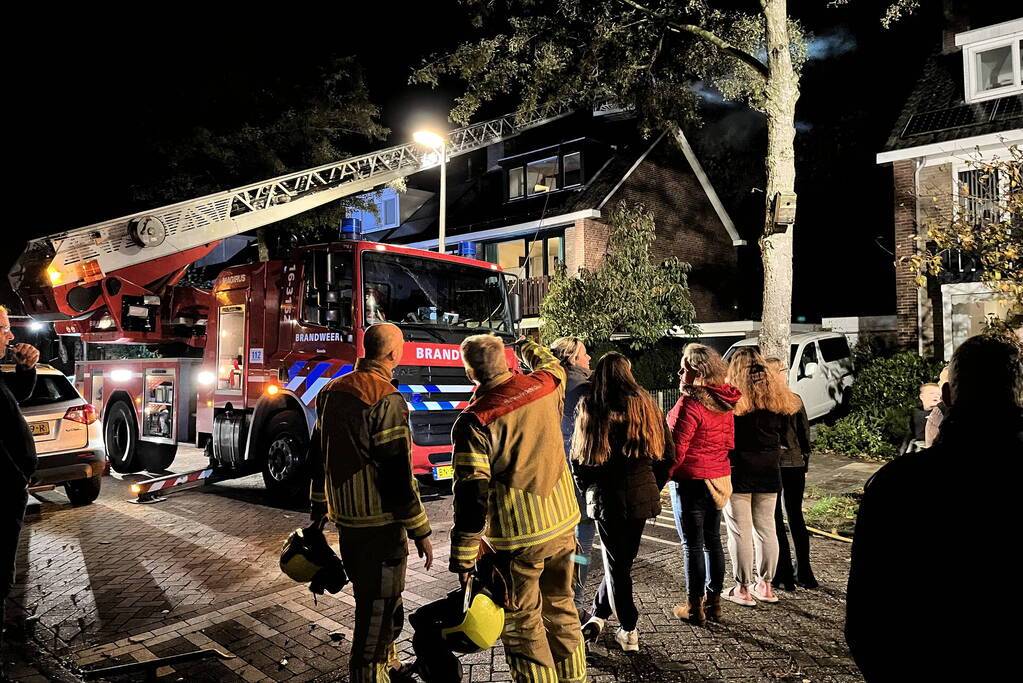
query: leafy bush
[
  {"left": 585, "top": 338, "right": 687, "bottom": 390},
  {"left": 849, "top": 352, "right": 944, "bottom": 417},
  {"left": 815, "top": 413, "right": 898, "bottom": 460}
]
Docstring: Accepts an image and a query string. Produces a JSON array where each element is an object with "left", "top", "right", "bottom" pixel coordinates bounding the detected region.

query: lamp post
[{"left": 413, "top": 130, "right": 447, "bottom": 252}]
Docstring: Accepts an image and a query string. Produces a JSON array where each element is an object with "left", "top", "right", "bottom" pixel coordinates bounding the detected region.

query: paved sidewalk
[{"left": 4, "top": 450, "right": 881, "bottom": 682}]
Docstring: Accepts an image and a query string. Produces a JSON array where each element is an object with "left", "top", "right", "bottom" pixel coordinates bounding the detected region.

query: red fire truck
[{"left": 9, "top": 106, "right": 566, "bottom": 497}]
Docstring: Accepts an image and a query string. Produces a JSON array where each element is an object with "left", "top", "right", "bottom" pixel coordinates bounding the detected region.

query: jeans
[
  {"left": 592, "top": 517, "right": 646, "bottom": 632},
  {"left": 669, "top": 480, "right": 725, "bottom": 598},
  {"left": 774, "top": 466, "right": 815, "bottom": 584},
  {"left": 573, "top": 485, "right": 596, "bottom": 612}
]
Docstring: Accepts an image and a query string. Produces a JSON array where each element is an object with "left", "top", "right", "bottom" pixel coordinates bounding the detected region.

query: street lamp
[{"left": 413, "top": 130, "right": 447, "bottom": 252}]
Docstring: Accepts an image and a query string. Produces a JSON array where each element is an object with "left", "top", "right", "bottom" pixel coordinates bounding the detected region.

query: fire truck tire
[
  {"left": 65, "top": 476, "right": 102, "bottom": 506},
  {"left": 105, "top": 401, "right": 143, "bottom": 473},
  {"left": 139, "top": 443, "right": 176, "bottom": 473},
  {"left": 261, "top": 411, "right": 309, "bottom": 501}
]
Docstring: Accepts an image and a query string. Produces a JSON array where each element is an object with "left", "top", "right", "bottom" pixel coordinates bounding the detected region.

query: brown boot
[
  {"left": 705, "top": 592, "right": 724, "bottom": 622},
  {"left": 671, "top": 596, "right": 706, "bottom": 626}
]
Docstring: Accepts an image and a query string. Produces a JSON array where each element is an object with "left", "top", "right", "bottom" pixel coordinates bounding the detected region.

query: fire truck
[{"left": 9, "top": 104, "right": 568, "bottom": 498}]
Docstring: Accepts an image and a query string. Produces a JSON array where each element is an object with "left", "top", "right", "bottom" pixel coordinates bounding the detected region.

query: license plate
[
  {"left": 432, "top": 465, "right": 453, "bottom": 481},
  {"left": 29, "top": 421, "right": 50, "bottom": 437}
]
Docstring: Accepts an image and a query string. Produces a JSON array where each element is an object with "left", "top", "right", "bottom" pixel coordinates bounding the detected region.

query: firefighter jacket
[
  {"left": 309, "top": 358, "right": 431, "bottom": 540},
  {"left": 449, "top": 341, "right": 580, "bottom": 571}
]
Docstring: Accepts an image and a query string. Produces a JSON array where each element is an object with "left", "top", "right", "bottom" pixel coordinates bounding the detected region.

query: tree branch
[{"left": 617, "top": 0, "right": 769, "bottom": 80}]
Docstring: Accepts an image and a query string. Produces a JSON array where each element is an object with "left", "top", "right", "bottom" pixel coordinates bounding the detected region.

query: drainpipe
[{"left": 914, "top": 158, "right": 925, "bottom": 357}]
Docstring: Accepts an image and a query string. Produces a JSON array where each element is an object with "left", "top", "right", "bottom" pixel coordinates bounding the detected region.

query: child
[{"left": 900, "top": 383, "right": 941, "bottom": 454}]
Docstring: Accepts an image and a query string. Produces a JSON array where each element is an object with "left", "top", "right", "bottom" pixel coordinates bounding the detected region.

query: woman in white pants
[{"left": 722, "top": 347, "right": 803, "bottom": 606}]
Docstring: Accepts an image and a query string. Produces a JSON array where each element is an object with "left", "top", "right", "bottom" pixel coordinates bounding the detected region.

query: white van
[{"left": 723, "top": 332, "right": 855, "bottom": 421}]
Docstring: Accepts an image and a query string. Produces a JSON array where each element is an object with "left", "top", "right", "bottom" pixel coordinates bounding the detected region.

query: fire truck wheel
[
  {"left": 261, "top": 411, "right": 309, "bottom": 501},
  {"left": 139, "top": 443, "right": 176, "bottom": 473},
  {"left": 65, "top": 476, "right": 102, "bottom": 506},
  {"left": 105, "top": 401, "right": 143, "bottom": 473}
]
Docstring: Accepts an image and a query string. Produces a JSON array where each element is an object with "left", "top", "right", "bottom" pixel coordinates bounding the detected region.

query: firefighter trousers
[
  {"left": 500, "top": 530, "right": 586, "bottom": 683},
  {"left": 337, "top": 523, "right": 408, "bottom": 683}
]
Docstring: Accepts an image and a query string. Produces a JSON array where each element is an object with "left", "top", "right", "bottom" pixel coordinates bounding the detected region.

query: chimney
[{"left": 941, "top": 0, "right": 971, "bottom": 54}]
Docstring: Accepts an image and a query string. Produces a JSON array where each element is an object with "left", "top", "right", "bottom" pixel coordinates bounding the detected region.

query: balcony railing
[{"left": 515, "top": 275, "right": 551, "bottom": 318}]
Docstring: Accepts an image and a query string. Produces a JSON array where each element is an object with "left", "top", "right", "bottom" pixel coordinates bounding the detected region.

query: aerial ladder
[{"left": 10, "top": 103, "right": 571, "bottom": 342}]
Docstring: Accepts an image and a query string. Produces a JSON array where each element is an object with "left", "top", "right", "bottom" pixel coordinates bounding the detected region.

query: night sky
[{"left": 9, "top": 2, "right": 952, "bottom": 321}]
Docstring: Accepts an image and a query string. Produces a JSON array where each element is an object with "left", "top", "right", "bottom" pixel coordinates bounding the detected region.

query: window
[
  {"left": 508, "top": 167, "right": 524, "bottom": 199},
  {"left": 352, "top": 189, "right": 400, "bottom": 231},
  {"left": 484, "top": 233, "right": 564, "bottom": 279},
  {"left": 563, "top": 152, "right": 582, "bottom": 186},
  {"left": 962, "top": 35, "right": 1023, "bottom": 102},
  {"left": 13, "top": 374, "right": 79, "bottom": 407},
  {"left": 526, "top": 157, "right": 560, "bottom": 195},
  {"left": 302, "top": 252, "right": 354, "bottom": 328},
  {"left": 546, "top": 236, "right": 563, "bottom": 273},
  {"left": 488, "top": 240, "right": 526, "bottom": 278},
  {"left": 818, "top": 337, "right": 851, "bottom": 363},
  {"left": 797, "top": 343, "right": 818, "bottom": 377},
  {"left": 958, "top": 168, "right": 1001, "bottom": 225},
  {"left": 217, "top": 305, "right": 245, "bottom": 393}
]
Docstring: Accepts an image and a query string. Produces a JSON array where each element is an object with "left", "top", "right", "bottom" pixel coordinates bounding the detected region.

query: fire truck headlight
[
  {"left": 197, "top": 371, "right": 216, "bottom": 386},
  {"left": 110, "top": 369, "right": 132, "bottom": 382},
  {"left": 47, "top": 267, "right": 62, "bottom": 284},
  {"left": 266, "top": 384, "right": 280, "bottom": 396}
]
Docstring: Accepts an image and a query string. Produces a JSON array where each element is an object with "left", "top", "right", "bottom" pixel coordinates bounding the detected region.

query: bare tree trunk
[
  {"left": 257, "top": 226, "right": 270, "bottom": 263},
  {"left": 758, "top": 0, "right": 799, "bottom": 361}
]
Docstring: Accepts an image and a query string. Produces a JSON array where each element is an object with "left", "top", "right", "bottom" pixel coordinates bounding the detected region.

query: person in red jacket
[{"left": 665, "top": 343, "right": 741, "bottom": 625}]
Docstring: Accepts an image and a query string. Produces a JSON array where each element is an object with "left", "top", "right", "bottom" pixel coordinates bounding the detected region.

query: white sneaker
[
  {"left": 581, "top": 615, "right": 605, "bottom": 643},
  {"left": 615, "top": 628, "right": 639, "bottom": 652}
]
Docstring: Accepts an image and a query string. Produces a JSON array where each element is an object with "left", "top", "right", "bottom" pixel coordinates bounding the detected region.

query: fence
[{"left": 652, "top": 387, "right": 682, "bottom": 413}]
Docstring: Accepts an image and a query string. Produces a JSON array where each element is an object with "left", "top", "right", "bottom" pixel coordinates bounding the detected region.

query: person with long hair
[
  {"left": 763, "top": 357, "right": 817, "bottom": 591},
  {"left": 723, "top": 347, "right": 802, "bottom": 606},
  {"left": 666, "top": 344, "right": 740, "bottom": 625},
  {"left": 550, "top": 336, "right": 596, "bottom": 621},
  {"left": 571, "top": 352, "right": 674, "bottom": 652}
]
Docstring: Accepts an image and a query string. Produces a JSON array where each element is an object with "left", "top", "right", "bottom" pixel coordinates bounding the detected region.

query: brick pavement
[{"left": 5, "top": 452, "right": 874, "bottom": 682}]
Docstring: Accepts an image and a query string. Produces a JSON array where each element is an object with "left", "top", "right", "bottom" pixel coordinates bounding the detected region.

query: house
[
  {"left": 877, "top": 13, "right": 1023, "bottom": 360},
  {"left": 352, "top": 109, "right": 751, "bottom": 332}
]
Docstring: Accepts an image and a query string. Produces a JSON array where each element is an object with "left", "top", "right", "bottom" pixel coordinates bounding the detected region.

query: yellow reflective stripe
[
  {"left": 487, "top": 512, "right": 580, "bottom": 549},
  {"left": 451, "top": 546, "right": 478, "bottom": 560},
  {"left": 400, "top": 510, "right": 428, "bottom": 530},
  {"left": 453, "top": 452, "right": 490, "bottom": 469},
  {"left": 371, "top": 425, "right": 409, "bottom": 445},
  {"left": 555, "top": 637, "right": 586, "bottom": 681},
  {"left": 309, "top": 491, "right": 327, "bottom": 503}
]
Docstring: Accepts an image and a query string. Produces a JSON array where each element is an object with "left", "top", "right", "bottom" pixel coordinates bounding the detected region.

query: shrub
[
  {"left": 849, "top": 352, "right": 945, "bottom": 417},
  {"left": 815, "top": 413, "right": 898, "bottom": 460}
]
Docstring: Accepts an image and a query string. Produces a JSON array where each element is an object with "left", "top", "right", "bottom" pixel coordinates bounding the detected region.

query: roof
[{"left": 881, "top": 49, "right": 1023, "bottom": 156}]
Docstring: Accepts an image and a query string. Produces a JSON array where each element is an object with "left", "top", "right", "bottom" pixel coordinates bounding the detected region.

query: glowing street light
[{"left": 413, "top": 129, "right": 448, "bottom": 252}]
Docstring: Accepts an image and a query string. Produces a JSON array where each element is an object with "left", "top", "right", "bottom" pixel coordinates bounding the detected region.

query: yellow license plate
[
  {"left": 29, "top": 421, "right": 50, "bottom": 437},
  {"left": 432, "top": 465, "right": 453, "bottom": 481}
]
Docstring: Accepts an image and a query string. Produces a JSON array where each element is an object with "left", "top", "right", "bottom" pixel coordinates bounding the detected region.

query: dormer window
[
  {"left": 957, "top": 20, "right": 1023, "bottom": 103},
  {"left": 503, "top": 142, "right": 586, "bottom": 201}
]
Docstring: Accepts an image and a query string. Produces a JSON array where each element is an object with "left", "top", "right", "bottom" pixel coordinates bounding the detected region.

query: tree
[
  {"left": 413, "top": 0, "right": 806, "bottom": 359},
  {"left": 129, "top": 56, "right": 389, "bottom": 261},
  {"left": 904, "top": 147, "right": 1023, "bottom": 329},
  {"left": 539, "top": 202, "right": 698, "bottom": 348}
]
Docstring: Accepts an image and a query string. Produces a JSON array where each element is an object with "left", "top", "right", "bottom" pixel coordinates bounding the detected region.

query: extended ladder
[{"left": 29, "top": 104, "right": 572, "bottom": 286}]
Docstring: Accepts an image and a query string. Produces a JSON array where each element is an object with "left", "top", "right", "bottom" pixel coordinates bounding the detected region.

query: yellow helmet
[{"left": 279, "top": 522, "right": 348, "bottom": 594}]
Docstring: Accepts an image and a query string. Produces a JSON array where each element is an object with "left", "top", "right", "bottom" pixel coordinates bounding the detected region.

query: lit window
[
  {"left": 527, "top": 157, "right": 559, "bottom": 195},
  {"left": 976, "top": 44, "right": 1013, "bottom": 92},
  {"left": 959, "top": 29, "right": 1023, "bottom": 102},
  {"left": 508, "top": 167, "right": 524, "bottom": 199},
  {"left": 563, "top": 152, "right": 582, "bottom": 186}
]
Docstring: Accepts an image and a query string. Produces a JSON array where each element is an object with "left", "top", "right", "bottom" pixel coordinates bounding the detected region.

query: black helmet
[
  {"left": 409, "top": 575, "right": 505, "bottom": 682},
  {"left": 279, "top": 520, "right": 348, "bottom": 595}
]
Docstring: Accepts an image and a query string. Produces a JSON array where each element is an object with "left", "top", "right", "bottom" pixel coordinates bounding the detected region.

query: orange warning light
[
  {"left": 47, "top": 267, "right": 62, "bottom": 285},
  {"left": 130, "top": 483, "right": 141, "bottom": 494},
  {"left": 266, "top": 384, "right": 280, "bottom": 396}
]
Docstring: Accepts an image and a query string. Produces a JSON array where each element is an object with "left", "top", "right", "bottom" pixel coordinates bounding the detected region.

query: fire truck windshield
[{"left": 362, "top": 251, "right": 513, "bottom": 340}]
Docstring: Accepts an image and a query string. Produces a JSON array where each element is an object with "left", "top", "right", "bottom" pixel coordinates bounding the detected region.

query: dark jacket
[
  {"left": 560, "top": 364, "right": 591, "bottom": 458},
  {"left": 846, "top": 410, "right": 1023, "bottom": 681},
  {"left": 1, "top": 366, "right": 37, "bottom": 494},
  {"left": 573, "top": 418, "right": 675, "bottom": 522},
  {"left": 666, "top": 384, "right": 741, "bottom": 481},
  {"left": 897, "top": 407, "right": 930, "bottom": 455},
  {"left": 730, "top": 409, "right": 787, "bottom": 493},
  {"left": 778, "top": 398, "right": 811, "bottom": 470}
]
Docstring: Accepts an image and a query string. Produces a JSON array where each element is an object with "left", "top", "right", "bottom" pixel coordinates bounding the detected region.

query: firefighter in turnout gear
[
  {"left": 309, "top": 323, "right": 433, "bottom": 683},
  {"left": 450, "top": 335, "right": 586, "bottom": 683}
]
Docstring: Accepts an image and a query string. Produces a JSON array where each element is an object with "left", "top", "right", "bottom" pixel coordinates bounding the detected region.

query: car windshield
[
  {"left": 6, "top": 373, "right": 80, "bottom": 407},
  {"left": 723, "top": 344, "right": 800, "bottom": 367},
  {"left": 362, "top": 251, "right": 513, "bottom": 340}
]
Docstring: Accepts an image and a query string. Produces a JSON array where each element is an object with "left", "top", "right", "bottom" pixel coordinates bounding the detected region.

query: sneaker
[
  {"left": 722, "top": 586, "right": 756, "bottom": 607},
  {"left": 581, "top": 615, "right": 605, "bottom": 643},
  {"left": 615, "top": 628, "right": 639, "bottom": 652}
]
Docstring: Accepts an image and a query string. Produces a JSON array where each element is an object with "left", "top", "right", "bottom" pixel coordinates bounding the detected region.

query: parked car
[
  {"left": 2, "top": 363, "right": 107, "bottom": 505},
  {"left": 723, "top": 332, "right": 855, "bottom": 421}
]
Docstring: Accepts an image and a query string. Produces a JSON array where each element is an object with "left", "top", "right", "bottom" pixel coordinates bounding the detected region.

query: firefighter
[
  {"left": 450, "top": 335, "right": 585, "bottom": 683},
  {"left": 309, "top": 322, "right": 433, "bottom": 683}
]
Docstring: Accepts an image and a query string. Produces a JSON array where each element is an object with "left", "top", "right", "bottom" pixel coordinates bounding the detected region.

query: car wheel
[
  {"left": 138, "top": 442, "right": 177, "bottom": 472},
  {"left": 65, "top": 476, "right": 101, "bottom": 506},
  {"left": 105, "top": 401, "right": 142, "bottom": 473},
  {"left": 261, "top": 411, "right": 310, "bottom": 502}
]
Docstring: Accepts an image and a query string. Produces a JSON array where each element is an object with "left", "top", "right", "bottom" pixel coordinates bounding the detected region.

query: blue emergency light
[
  {"left": 458, "top": 241, "right": 477, "bottom": 258},
  {"left": 340, "top": 217, "right": 362, "bottom": 240}
]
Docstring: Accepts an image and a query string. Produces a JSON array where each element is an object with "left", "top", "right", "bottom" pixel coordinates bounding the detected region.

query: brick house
[
  {"left": 352, "top": 109, "right": 749, "bottom": 333},
  {"left": 877, "top": 15, "right": 1022, "bottom": 360}
]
